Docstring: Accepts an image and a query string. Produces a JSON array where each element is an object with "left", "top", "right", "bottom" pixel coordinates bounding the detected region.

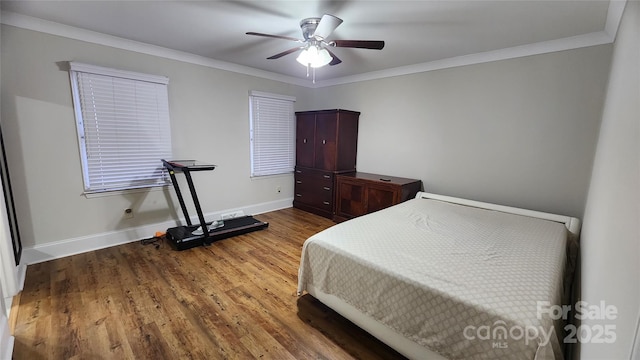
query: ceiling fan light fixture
[
  {"left": 296, "top": 45, "right": 332, "bottom": 68},
  {"left": 247, "top": 13, "right": 384, "bottom": 79}
]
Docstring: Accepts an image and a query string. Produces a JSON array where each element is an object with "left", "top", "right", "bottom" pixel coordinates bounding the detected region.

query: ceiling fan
[{"left": 246, "top": 14, "right": 385, "bottom": 71}]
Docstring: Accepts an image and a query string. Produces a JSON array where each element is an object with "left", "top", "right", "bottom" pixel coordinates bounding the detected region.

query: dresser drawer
[
  {"left": 294, "top": 191, "right": 333, "bottom": 210},
  {"left": 293, "top": 167, "right": 337, "bottom": 218},
  {"left": 294, "top": 167, "right": 334, "bottom": 182},
  {"left": 295, "top": 175, "right": 333, "bottom": 208}
]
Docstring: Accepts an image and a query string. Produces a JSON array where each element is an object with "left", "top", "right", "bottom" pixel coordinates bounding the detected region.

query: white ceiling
[{"left": 0, "top": 1, "right": 621, "bottom": 86}]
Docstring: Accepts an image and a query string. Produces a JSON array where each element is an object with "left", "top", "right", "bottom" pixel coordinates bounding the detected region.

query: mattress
[{"left": 298, "top": 197, "right": 574, "bottom": 359}]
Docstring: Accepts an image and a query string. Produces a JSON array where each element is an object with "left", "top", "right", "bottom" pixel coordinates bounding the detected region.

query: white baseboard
[
  {"left": 0, "top": 313, "right": 13, "bottom": 360},
  {"left": 16, "top": 265, "right": 26, "bottom": 292},
  {"left": 22, "top": 198, "right": 293, "bottom": 265}
]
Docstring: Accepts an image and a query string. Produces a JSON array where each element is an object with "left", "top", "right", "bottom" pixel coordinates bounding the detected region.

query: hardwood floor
[{"left": 12, "top": 208, "right": 406, "bottom": 360}]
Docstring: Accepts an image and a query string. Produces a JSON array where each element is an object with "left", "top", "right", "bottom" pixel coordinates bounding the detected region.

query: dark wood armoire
[{"left": 293, "top": 109, "right": 359, "bottom": 219}]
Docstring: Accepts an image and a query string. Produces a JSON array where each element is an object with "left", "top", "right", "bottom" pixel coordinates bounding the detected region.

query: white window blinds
[
  {"left": 69, "top": 62, "right": 172, "bottom": 193},
  {"left": 249, "top": 91, "right": 296, "bottom": 177}
]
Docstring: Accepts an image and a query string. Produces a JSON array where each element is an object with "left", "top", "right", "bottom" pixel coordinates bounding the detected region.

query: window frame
[
  {"left": 248, "top": 90, "right": 296, "bottom": 178},
  {"left": 69, "top": 62, "right": 173, "bottom": 194}
]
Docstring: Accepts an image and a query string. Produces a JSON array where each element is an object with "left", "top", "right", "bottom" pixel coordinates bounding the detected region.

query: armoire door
[
  {"left": 295, "top": 113, "right": 316, "bottom": 168},
  {"left": 314, "top": 113, "right": 338, "bottom": 170}
]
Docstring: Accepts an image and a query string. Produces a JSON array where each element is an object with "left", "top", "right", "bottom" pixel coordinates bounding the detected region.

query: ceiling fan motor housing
[{"left": 300, "top": 18, "right": 321, "bottom": 40}]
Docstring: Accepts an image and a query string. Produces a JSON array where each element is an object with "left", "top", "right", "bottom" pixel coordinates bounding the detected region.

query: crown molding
[
  {"left": 0, "top": 11, "right": 311, "bottom": 87},
  {"left": 313, "top": 30, "right": 613, "bottom": 88},
  {"left": 313, "top": 0, "right": 625, "bottom": 88},
  {"left": 1, "top": 1, "right": 626, "bottom": 89},
  {"left": 604, "top": 0, "right": 628, "bottom": 39}
]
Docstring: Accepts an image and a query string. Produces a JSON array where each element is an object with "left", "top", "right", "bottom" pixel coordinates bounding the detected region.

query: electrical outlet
[{"left": 124, "top": 208, "right": 134, "bottom": 219}]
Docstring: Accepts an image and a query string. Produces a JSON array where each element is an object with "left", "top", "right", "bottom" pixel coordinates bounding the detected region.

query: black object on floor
[
  {"left": 162, "top": 159, "right": 268, "bottom": 251},
  {"left": 166, "top": 215, "right": 269, "bottom": 251}
]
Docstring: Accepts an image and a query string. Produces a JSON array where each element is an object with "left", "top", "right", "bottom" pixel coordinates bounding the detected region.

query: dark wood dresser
[
  {"left": 293, "top": 109, "right": 360, "bottom": 219},
  {"left": 334, "top": 172, "right": 422, "bottom": 222}
]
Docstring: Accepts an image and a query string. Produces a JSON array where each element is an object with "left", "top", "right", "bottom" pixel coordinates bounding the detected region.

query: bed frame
[
  {"left": 415, "top": 192, "right": 581, "bottom": 239},
  {"left": 305, "top": 191, "right": 581, "bottom": 360}
]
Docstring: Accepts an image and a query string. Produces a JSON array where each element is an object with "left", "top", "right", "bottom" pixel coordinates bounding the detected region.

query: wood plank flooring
[{"left": 12, "top": 208, "right": 406, "bottom": 360}]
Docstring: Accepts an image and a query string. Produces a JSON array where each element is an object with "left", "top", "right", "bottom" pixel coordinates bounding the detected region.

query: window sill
[
  {"left": 250, "top": 172, "right": 293, "bottom": 181},
  {"left": 83, "top": 184, "right": 171, "bottom": 198}
]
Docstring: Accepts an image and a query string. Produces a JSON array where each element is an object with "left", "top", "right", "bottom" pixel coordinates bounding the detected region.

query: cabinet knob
[
  {"left": 296, "top": 170, "right": 302, "bottom": 174},
  {"left": 323, "top": 175, "right": 331, "bottom": 179},
  {"left": 323, "top": 201, "right": 330, "bottom": 205},
  {"left": 303, "top": 138, "right": 307, "bottom": 144},
  {"left": 322, "top": 139, "right": 326, "bottom": 145},
  {"left": 323, "top": 187, "right": 330, "bottom": 191},
  {"left": 296, "top": 180, "right": 302, "bottom": 184},
  {"left": 296, "top": 194, "right": 302, "bottom": 197}
]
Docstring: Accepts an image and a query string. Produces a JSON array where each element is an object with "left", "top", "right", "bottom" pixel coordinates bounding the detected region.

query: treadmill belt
[
  {"left": 207, "top": 216, "right": 269, "bottom": 240},
  {"left": 166, "top": 215, "right": 269, "bottom": 251}
]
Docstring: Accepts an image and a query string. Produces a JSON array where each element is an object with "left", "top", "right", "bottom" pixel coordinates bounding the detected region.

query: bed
[{"left": 297, "top": 192, "right": 580, "bottom": 360}]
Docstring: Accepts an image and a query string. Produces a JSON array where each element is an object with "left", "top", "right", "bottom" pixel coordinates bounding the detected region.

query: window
[
  {"left": 249, "top": 91, "right": 296, "bottom": 177},
  {"left": 69, "top": 62, "right": 172, "bottom": 193}
]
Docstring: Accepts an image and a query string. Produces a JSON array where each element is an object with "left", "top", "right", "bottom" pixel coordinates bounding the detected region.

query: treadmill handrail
[
  {"left": 161, "top": 158, "right": 215, "bottom": 243},
  {"left": 162, "top": 159, "right": 216, "bottom": 172}
]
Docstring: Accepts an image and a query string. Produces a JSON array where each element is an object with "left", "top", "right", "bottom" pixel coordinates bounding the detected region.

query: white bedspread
[{"left": 298, "top": 198, "right": 570, "bottom": 359}]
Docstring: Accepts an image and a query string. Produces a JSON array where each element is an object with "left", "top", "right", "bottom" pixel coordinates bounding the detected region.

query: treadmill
[{"left": 162, "top": 159, "right": 268, "bottom": 251}]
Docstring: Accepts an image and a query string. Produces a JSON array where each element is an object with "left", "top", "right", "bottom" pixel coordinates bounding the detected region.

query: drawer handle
[
  {"left": 323, "top": 201, "right": 330, "bottom": 205},
  {"left": 296, "top": 194, "right": 302, "bottom": 197},
  {"left": 296, "top": 180, "right": 302, "bottom": 184},
  {"left": 323, "top": 175, "right": 331, "bottom": 179},
  {"left": 323, "top": 187, "right": 330, "bottom": 191},
  {"left": 296, "top": 170, "right": 302, "bottom": 174}
]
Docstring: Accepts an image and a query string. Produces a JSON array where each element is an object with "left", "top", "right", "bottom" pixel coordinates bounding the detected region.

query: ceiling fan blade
[
  {"left": 324, "top": 48, "right": 342, "bottom": 66},
  {"left": 331, "top": 40, "right": 385, "bottom": 50},
  {"left": 267, "top": 47, "right": 303, "bottom": 59},
  {"left": 312, "top": 14, "right": 343, "bottom": 40},
  {"left": 246, "top": 32, "right": 302, "bottom": 43}
]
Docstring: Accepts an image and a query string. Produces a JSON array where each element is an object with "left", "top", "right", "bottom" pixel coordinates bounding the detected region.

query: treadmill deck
[{"left": 166, "top": 215, "right": 269, "bottom": 251}]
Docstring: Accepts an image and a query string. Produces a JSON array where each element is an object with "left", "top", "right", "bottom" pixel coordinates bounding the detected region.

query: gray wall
[
  {"left": 0, "top": 25, "right": 313, "bottom": 248},
  {"left": 307, "top": 45, "right": 612, "bottom": 219},
  {"left": 579, "top": 1, "right": 639, "bottom": 358}
]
